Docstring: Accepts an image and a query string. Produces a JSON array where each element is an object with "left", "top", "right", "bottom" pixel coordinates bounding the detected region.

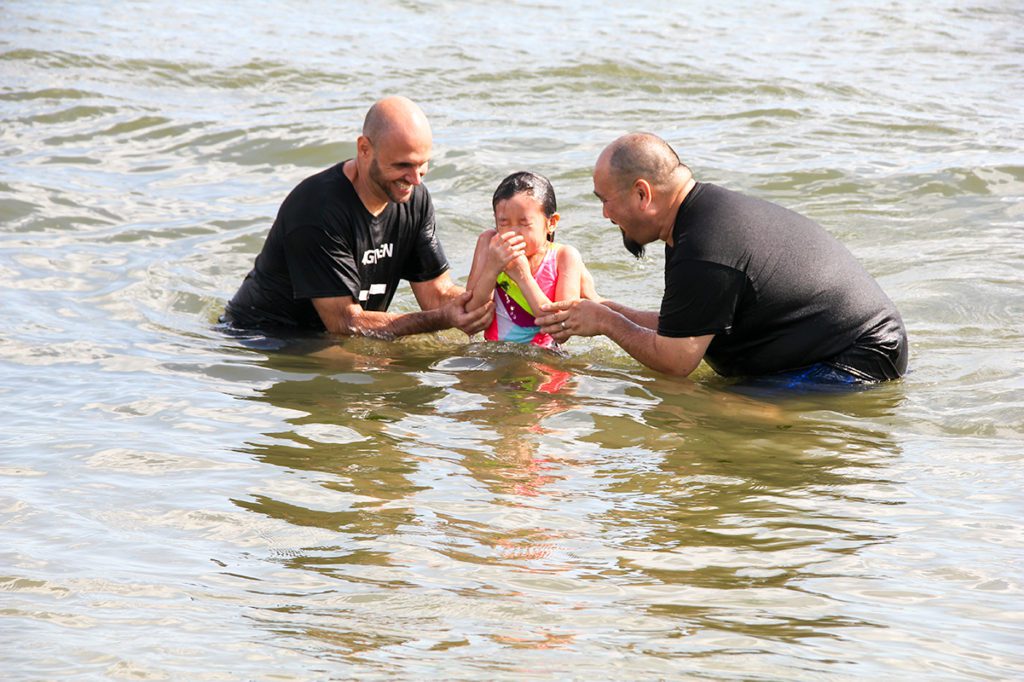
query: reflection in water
[
  {"left": 598, "top": 381, "right": 907, "bottom": 646},
  {"left": 225, "top": 335, "right": 908, "bottom": 664}
]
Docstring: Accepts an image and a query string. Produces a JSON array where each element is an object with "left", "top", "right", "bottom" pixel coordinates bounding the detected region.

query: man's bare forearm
[
  {"left": 600, "top": 300, "right": 659, "bottom": 330},
  {"left": 337, "top": 307, "right": 451, "bottom": 340},
  {"left": 597, "top": 308, "right": 668, "bottom": 372},
  {"left": 598, "top": 309, "right": 703, "bottom": 377},
  {"left": 437, "top": 282, "right": 466, "bottom": 303}
]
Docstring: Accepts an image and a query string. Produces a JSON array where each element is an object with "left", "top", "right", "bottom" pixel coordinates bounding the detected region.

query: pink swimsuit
[{"left": 485, "top": 245, "right": 559, "bottom": 349}]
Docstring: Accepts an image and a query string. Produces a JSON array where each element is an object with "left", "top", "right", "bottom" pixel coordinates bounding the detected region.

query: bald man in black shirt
[
  {"left": 537, "top": 133, "right": 908, "bottom": 383},
  {"left": 224, "top": 96, "right": 492, "bottom": 339}
]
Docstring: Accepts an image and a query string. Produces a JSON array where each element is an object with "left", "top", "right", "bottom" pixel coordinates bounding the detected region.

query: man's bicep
[
  {"left": 410, "top": 271, "right": 460, "bottom": 311},
  {"left": 312, "top": 295, "right": 361, "bottom": 333}
]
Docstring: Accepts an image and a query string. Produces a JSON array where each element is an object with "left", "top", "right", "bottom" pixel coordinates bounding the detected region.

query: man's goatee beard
[{"left": 622, "top": 233, "right": 646, "bottom": 259}]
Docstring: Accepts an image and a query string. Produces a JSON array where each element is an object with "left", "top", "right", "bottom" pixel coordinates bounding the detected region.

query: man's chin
[
  {"left": 622, "top": 232, "right": 646, "bottom": 259},
  {"left": 390, "top": 186, "right": 414, "bottom": 203}
]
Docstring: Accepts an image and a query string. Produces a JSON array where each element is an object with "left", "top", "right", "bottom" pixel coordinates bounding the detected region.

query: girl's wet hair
[{"left": 492, "top": 171, "right": 557, "bottom": 219}]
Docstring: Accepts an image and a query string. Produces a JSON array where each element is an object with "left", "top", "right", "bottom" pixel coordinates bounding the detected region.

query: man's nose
[{"left": 409, "top": 164, "right": 427, "bottom": 185}]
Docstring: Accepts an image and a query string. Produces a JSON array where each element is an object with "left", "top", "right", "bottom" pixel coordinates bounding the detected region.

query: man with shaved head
[
  {"left": 537, "top": 133, "right": 908, "bottom": 384},
  {"left": 224, "top": 96, "right": 492, "bottom": 339}
]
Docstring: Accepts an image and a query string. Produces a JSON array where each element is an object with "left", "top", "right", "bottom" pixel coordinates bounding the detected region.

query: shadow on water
[{"left": 220, "top": 332, "right": 908, "bottom": 666}]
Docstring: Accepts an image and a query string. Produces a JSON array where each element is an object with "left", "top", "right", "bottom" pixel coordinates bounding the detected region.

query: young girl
[{"left": 466, "top": 171, "right": 587, "bottom": 350}]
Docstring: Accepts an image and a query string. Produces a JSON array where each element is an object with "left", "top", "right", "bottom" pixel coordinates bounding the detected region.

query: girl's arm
[
  {"left": 466, "top": 230, "right": 524, "bottom": 312},
  {"left": 554, "top": 244, "right": 583, "bottom": 302},
  {"left": 505, "top": 244, "right": 584, "bottom": 314}
]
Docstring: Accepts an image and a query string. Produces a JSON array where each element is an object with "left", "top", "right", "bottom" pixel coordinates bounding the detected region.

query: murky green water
[{"left": 2, "top": 1, "right": 1022, "bottom": 679}]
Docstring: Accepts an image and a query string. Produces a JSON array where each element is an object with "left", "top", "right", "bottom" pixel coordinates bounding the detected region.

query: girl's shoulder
[{"left": 552, "top": 241, "right": 582, "bottom": 264}]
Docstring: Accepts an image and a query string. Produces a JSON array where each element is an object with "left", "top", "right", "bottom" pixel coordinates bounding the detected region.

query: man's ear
[
  {"left": 635, "top": 179, "right": 653, "bottom": 211},
  {"left": 356, "top": 135, "right": 373, "bottom": 159}
]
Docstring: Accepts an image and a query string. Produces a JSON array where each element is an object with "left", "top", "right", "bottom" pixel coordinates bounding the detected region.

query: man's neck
[
  {"left": 343, "top": 159, "right": 388, "bottom": 217},
  {"left": 660, "top": 176, "right": 696, "bottom": 247}
]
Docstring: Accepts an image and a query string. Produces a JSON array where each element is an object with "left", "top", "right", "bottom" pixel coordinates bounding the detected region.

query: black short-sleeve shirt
[
  {"left": 658, "top": 183, "right": 907, "bottom": 380},
  {"left": 226, "top": 161, "right": 449, "bottom": 330}
]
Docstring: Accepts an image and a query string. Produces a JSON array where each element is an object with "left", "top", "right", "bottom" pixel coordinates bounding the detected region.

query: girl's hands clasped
[{"left": 486, "top": 231, "right": 525, "bottom": 274}]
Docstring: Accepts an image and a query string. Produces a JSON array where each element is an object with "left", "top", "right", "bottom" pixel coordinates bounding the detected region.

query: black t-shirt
[
  {"left": 226, "top": 161, "right": 449, "bottom": 330},
  {"left": 658, "top": 183, "right": 908, "bottom": 380}
]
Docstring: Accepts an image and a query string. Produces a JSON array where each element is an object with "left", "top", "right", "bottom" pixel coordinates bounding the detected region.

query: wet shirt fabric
[
  {"left": 658, "top": 182, "right": 908, "bottom": 381},
  {"left": 484, "top": 244, "right": 559, "bottom": 349},
  {"left": 225, "top": 161, "right": 449, "bottom": 330}
]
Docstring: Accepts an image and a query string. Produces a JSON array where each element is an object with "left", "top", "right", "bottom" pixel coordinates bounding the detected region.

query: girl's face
[{"left": 493, "top": 193, "right": 559, "bottom": 256}]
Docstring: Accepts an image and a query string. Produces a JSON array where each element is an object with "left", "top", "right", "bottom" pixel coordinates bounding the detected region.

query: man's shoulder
[
  {"left": 689, "top": 181, "right": 760, "bottom": 212},
  {"left": 278, "top": 163, "right": 358, "bottom": 225},
  {"left": 287, "top": 162, "right": 349, "bottom": 202},
  {"left": 682, "top": 181, "right": 814, "bottom": 242},
  {"left": 672, "top": 182, "right": 771, "bottom": 268},
  {"left": 677, "top": 182, "right": 729, "bottom": 229},
  {"left": 698, "top": 181, "right": 812, "bottom": 225}
]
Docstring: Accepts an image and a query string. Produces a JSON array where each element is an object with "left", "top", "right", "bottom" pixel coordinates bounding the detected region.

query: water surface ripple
[{"left": 2, "top": 1, "right": 1022, "bottom": 679}]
